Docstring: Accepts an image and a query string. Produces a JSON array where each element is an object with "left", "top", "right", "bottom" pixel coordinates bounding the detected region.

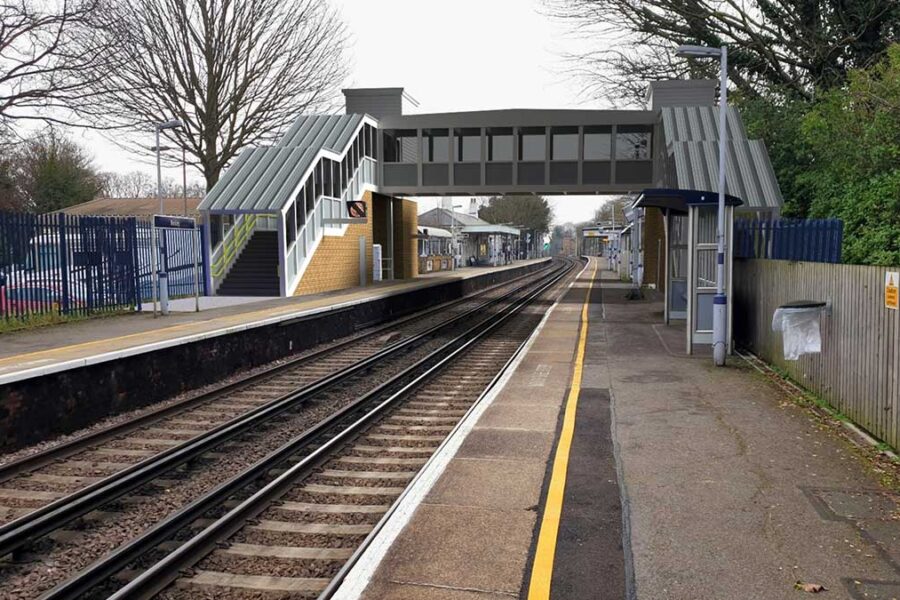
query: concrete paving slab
[
  {"left": 455, "top": 429, "right": 555, "bottom": 462},
  {"left": 476, "top": 405, "right": 560, "bottom": 431},
  {"left": 426, "top": 457, "right": 546, "bottom": 510},
  {"left": 367, "top": 504, "right": 535, "bottom": 595}
]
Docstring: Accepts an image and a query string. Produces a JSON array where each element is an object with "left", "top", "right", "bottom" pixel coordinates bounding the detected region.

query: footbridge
[{"left": 199, "top": 79, "right": 783, "bottom": 300}]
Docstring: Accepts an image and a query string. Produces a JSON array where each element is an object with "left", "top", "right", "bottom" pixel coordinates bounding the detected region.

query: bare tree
[
  {"left": 0, "top": 0, "right": 110, "bottom": 135},
  {"left": 76, "top": 0, "right": 349, "bottom": 190},
  {"left": 98, "top": 170, "right": 154, "bottom": 198},
  {"left": 545, "top": 0, "right": 900, "bottom": 105}
]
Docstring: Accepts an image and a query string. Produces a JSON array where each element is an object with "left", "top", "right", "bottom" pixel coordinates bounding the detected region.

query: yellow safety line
[{"left": 527, "top": 257, "right": 597, "bottom": 600}]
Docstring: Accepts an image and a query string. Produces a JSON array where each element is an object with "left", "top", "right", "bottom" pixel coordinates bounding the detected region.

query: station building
[{"left": 199, "top": 79, "right": 782, "bottom": 311}]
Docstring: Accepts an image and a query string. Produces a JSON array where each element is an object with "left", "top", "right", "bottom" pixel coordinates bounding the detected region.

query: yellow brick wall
[
  {"left": 292, "top": 192, "right": 374, "bottom": 296},
  {"left": 396, "top": 198, "right": 418, "bottom": 279}
]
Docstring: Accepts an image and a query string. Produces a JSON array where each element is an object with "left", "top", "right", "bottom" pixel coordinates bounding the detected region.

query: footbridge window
[
  {"left": 423, "top": 128, "right": 449, "bottom": 186},
  {"left": 583, "top": 125, "right": 612, "bottom": 185},
  {"left": 486, "top": 127, "right": 513, "bottom": 185},
  {"left": 550, "top": 126, "right": 578, "bottom": 185},
  {"left": 455, "top": 128, "right": 481, "bottom": 186},
  {"left": 383, "top": 129, "right": 418, "bottom": 186},
  {"left": 615, "top": 125, "right": 652, "bottom": 184},
  {"left": 518, "top": 126, "right": 546, "bottom": 185}
]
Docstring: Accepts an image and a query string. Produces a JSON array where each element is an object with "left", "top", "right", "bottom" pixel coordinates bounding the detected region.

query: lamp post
[
  {"left": 676, "top": 43, "right": 729, "bottom": 366},
  {"left": 153, "top": 119, "right": 183, "bottom": 316}
]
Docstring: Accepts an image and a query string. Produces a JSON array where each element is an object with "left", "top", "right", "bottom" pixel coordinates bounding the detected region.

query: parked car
[{"left": 0, "top": 282, "right": 85, "bottom": 315}]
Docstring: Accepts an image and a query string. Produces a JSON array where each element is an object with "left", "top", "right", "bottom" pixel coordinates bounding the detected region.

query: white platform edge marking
[
  {"left": 331, "top": 258, "right": 591, "bottom": 600},
  {"left": 0, "top": 259, "right": 552, "bottom": 386}
]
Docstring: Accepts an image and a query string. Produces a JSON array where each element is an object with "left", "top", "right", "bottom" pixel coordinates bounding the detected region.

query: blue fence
[
  {"left": 735, "top": 218, "right": 843, "bottom": 264},
  {"left": 1, "top": 211, "right": 206, "bottom": 324},
  {"left": 135, "top": 222, "right": 207, "bottom": 303}
]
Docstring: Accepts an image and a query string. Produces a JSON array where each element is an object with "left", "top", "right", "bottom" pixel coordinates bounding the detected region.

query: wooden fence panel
[{"left": 734, "top": 259, "right": 900, "bottom": 451}]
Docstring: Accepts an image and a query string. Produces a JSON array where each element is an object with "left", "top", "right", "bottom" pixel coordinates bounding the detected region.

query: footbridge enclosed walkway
[{"left": 336, "top": 257, "right": 899, "bottom": 600}]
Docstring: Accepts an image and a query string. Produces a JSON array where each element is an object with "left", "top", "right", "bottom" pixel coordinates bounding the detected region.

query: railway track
[
  {"left": 0, "top": 259, "right": 577, "bottom": 599},
  {"left": 0, "top": 262, "right": 550, "bottom": 530}
]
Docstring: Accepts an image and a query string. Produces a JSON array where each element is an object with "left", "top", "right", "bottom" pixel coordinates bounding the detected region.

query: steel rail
[
  {"left": 0, "top": 262, "right": 550, "bottom": 483},
  {"left": 44, "top": 260, "right": 575, "bottom": 600},
  {"left": 0, "top": 262, "right": 556, "bottom": 560}
]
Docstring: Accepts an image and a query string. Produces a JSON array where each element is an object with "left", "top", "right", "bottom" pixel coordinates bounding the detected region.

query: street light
[
  {"left": 153, "top": 119, "right": 183, "bottom": 317},
  {"left": 155, "top": 120, "right": 183, "bottom": 214},
  {"left": 676, "top": 43, "right": 729, "bottom": 366}
]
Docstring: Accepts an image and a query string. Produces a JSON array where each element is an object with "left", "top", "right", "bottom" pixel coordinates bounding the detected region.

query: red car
[{"left": 0, "top": 283, "right": 84, "bottom": 315}]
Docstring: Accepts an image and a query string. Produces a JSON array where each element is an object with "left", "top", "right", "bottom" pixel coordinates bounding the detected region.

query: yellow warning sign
[{"left": 886, "top": 271, "right": 899, "bottom": 310}]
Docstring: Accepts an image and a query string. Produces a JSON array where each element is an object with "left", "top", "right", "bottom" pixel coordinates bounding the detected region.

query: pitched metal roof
[
  {"left": 417, "top": 208, "right": 487, "bottom": 228},
  {"left": 200, "top": 114, "right": 365, "bottom": 213},
  {"left": 277, "top": 114, "right": 364, "bottom": 152},
  {"left": 199, "top": 146, "right": 314, "bottom": 213},
  {"left": 661, "top": 106, "right": 746, "bottom": 143},
  {"left": 669, "top": 140, "right": 783, "bottom": 211}
]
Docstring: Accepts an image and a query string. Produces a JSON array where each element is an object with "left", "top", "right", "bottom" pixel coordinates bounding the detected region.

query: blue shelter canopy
[{"left": 633, "top": 188, "right": 743, "bottom": 213}]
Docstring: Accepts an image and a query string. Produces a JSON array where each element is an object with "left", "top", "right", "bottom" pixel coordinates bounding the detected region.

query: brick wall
[
  {"left": 396, "top": 198, "right": 418, "bottom": 279},
  {"left": 643, "top": 206, "right": 666, "bottom": 291},
  {"left": 292, "top": 192, "right": 374, "bottom": 296}
]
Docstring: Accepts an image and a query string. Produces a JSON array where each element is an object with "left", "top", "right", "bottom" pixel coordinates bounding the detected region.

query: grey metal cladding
[
  {"left": 198, "top": 148, "right": 258, "bottom": 211},
  {"left": 201, "top": 146, "right": 313, "bottom": 212},
  {"left": 661, "top": 106, "right": 746, "bottom": 143},
  {"left": 378, "top": 108, "right": 655, "bottom": 130},
  {"left": 670, "top": 140, "right": 783, "bottom": 209},
  {"left": 203, "top": 113, "right": 366, "bottom": 213}
]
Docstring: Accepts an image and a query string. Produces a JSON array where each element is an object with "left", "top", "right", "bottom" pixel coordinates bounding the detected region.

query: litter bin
[{"left": 771, "top": 300, "right": 827, "bottom": 360}]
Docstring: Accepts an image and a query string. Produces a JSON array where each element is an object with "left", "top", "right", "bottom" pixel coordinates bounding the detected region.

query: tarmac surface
[{"left": 341, "top": 257, "right": 899, "bottom": 599}]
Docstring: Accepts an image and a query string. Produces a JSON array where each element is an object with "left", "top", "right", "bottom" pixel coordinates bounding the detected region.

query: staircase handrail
[{"left": 210, "top": 214, "right": 257, "bottom": 279}]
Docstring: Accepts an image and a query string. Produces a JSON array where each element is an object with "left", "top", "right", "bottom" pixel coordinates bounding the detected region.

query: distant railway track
[{"left": 0, "top": 259, "right": 576, "bottom": 599}]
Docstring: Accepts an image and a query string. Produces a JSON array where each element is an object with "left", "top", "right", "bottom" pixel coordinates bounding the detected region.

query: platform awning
[
  {"left": 633, "top": 188, "right": 743, "bottom": 214},
  {"left": 416, "top": 226, "right": 452, "bottom": 239},
  {"left": 462, "top": 224, "right": 520, "bottom": 236}
]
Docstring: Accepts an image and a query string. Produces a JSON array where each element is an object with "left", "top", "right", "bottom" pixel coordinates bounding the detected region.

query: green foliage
[
  {"left": 478, "top": 195, "right": 552, "bottom": 233},
  {"left": 16, "top": 130, "right": 102, "bottom": 212},
  {"left": 735, "top": 94, "right": 817, "bottom": 218},
  {"left": 800, "top": 44, "right": 900, "bottom": 266},
  {"left": 736, "top": 44, "right": 900, "bottom": 266}
]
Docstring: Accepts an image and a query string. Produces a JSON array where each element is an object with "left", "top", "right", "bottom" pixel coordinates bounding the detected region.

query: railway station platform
[
  {"left": 0, "top": 259, "right": 548, "bottom": 385},
  {"left": 337, "top": 257, "right": 900, "bottom": 600},
  {"left": 0, "top": 259, "right": 549, "bottom": 451}
]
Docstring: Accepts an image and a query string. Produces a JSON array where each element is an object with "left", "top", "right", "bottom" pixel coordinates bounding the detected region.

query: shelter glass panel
[
  {"left": 305, "top": 179, "right": 314, "bottom": 214},
  {"left": 696, "top": 248, "right": 717, "bottom": 287},
  {"left": 616, "top": 125, "right": 651, "bottom": 160},
  {"left": 454, "top": 128, "right": 481, "bottom": 162},
  {"left": 294, "top": 189, "right": 305, "bottom": 231},
  {"left": 423, "top": 129, "right": 449, "bottom": 163},
  {"left": 518, "top": 127, "right": 545, "bottom": 161},
  {"left": 383, "top": 129, "right": 418, "bottom": 163},
  {"left": 584, "top": 126, "right": 612, "bottom": 160},
  {"left": 314, "top": 163, "right": 323, "bottom": 198},
  {"left": 323, "top": 159, "right": 334, "bottom": 197},
  {"left": 551, "top": 127, "right": 578, "bottom": 160},
  {"left": 286, "top": 205, "right": 296, "bottom": 244},
  {"left": 697, "top": 206, "right": 716, "bottom": 244}
]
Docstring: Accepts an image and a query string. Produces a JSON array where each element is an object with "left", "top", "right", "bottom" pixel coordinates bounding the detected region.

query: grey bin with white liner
[{"left": 771, "top": 300, "right": 828, "bottom": 361}]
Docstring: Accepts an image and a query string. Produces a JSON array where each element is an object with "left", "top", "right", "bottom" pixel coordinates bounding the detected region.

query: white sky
[{"left": 76, "top": 0, "right": 621, "bottom": 226}]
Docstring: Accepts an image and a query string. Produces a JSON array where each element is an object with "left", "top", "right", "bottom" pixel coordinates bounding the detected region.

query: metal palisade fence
[
  {"left": 735, "top": 218, "right": 843, "bottom": 264},
  {"left": 0, "top": 211, "right": 206, "bottom": 324}
]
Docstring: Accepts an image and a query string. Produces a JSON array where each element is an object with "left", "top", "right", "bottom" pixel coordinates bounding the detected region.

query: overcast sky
[{"left": 75, "top": 0, "right": 623, "bottom": 225}]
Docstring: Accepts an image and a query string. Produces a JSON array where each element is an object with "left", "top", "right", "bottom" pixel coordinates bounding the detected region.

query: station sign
[
  {"left": 886, "top": 271, "right": 899, "bottom": 310},
  {"left": 347, "top": 200, "right": 367, "bottom": 219},
  {"left": 153, "top": 215, "right": 196, "bottom": 229}
]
